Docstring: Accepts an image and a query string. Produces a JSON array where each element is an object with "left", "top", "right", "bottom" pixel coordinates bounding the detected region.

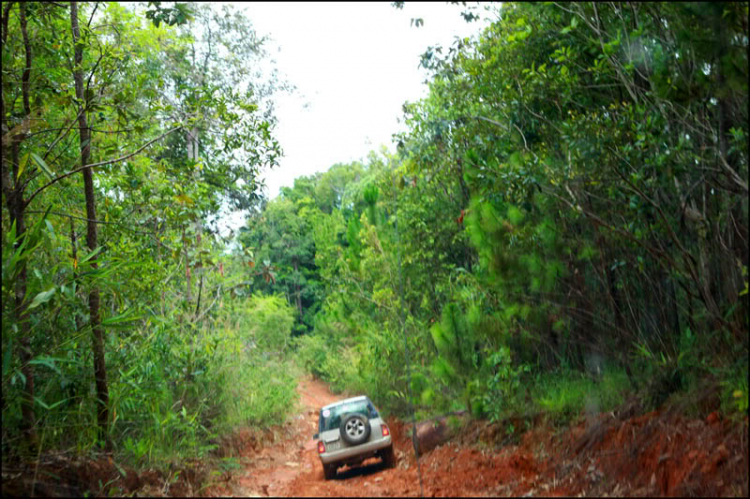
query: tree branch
[
  {"left": 195, "top": 283, "right": 221, "bottom": 323},
  {"left": 25, "top": 126, "right": 182, "bottom": 207},
  {"left": 87, "top": 1, "right": 100, "bottom": 28},
  {"left": 43, "top": 106, "right": 86, "bottom": 161},
  {"left": 719, "top": 154, "right": 748, "bottom": 193}
]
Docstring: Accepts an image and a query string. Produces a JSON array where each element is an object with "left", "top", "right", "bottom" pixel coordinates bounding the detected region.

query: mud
[
  {"left": 204, "top": 376, "right": 748, "bottom": 497},
  {"left": 4, "top": 376, "right": 746, "bottom": 496}
]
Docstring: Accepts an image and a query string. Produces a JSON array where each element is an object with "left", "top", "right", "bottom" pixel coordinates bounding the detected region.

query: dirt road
[
  {"left": 3, "top": 375, "right": 744, "bottom": 496},
  {"left": 206, "top": 376, "right": 748, "bottom": 497},
  {"left": 207, "top": 376, "right": 423, "bottom": 497},
  {"left": 206, "top": 375, "right": 552, "bottom": 497}
]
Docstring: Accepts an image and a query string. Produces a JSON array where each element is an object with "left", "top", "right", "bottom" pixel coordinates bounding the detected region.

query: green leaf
[
  {"left": 113, "top": 461, "right": 128, "bottom": 478},
  {"left": 28, "top": 357, "right": 70, "bottom": 375},
  {"left": 17, "top": 153, "right": 30, "bottom": 180},
  {"left": 11, "top": 372, "right": 27, "bottom": 387},
  {"left": 34, "top": 396, "right": 51, "bottom": 410},
  {"left": 31, "top": 153, "right": 54, "bottom": 179},
  {"left": 34, "top": 394, "right": 69, "bottom": 411},
  {"left": 175, "top": 194, "right": 194, "bottom": 206},
  {"left": 28, "top": 288, "right": 56, "bottom": 309},
  {"left": 101, "top": 308, "right": 140, "bottom": 327},
  {"left": 78, "top": 246, "right": 103, "bottom": 265}
]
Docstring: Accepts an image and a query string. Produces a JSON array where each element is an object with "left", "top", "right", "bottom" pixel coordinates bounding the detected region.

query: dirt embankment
[
  {"left": 205, "top": 376, "right": 748, "bottom": 497},
  {"left": 3, "top": 375, "right": 747, "bottom": 497}
]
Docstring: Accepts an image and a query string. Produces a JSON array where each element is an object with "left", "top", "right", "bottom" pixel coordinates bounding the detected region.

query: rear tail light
[
  {"left": 317, "top": 440, "right": 326, "bottom": 454},
  {"left": 381, "top": 424, "right": 390, "bottom": 437}
]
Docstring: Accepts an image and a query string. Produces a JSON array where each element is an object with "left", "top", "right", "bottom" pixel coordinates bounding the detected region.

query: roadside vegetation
[
  {"left": 281, "top": 2, "right": 748, "bottom": 430},
  {"left": 2, "top": 1, "right": 747, "bottom": 496},
  {"left": 2, "top": 1, "right": 299, "bottom": 487}
]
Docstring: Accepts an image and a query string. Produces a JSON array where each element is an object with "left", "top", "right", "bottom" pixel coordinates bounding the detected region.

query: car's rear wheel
[
  {"left": 340, "top": 413, "right": 371, "bottom": 445},
  {"left": 381, "top": 445, "right": 396, "bottom": 469},
  {"left": 323, "top": 463, "right": 337, "bottom": 480}
]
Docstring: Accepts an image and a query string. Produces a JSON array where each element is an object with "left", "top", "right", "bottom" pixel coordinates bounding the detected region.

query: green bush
[
  {"left": 243, "top": 293, "right": 297, "bottom": 354},
  {"left": 531, "top": 367, "right": 630, "bottom": 424},
  {"left": 293, "top": 333, "right": 329, "bottom": 378},
  {"left": 320, "top": 345, "right": 362, "bottom": 394},
  {"left": 484, "top": 346, "right": 531, "bottom": 422},
  {"left": 215, "top": 354, "right": 298, "bottom": 429},
  {"left": 720, "top": 356, "right": 749, "bottom": 420},
  {"left": 209, "top": 294, "right": 299, "bottom": 430},
  {"left": 106, "top": 293, "right": 299, "bottom": 468}
]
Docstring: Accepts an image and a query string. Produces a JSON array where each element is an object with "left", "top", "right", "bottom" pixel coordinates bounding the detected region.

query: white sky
[{"left": 218, "top": 2, "right": 494, "bottom": 235}]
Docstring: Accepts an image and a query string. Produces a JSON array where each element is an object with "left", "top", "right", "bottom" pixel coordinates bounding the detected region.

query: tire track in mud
[
  {"left": 211, "top": 376, "right": 339, "bottom": 497},
  {"left": 208, "top": 376, "right": 428, "bottom": 497},
  {"left": 207, "top": 376, "right": 749, "bottom": 497},
  {"left": 209, "top": 375, "right": 538, "bottom": 497}
]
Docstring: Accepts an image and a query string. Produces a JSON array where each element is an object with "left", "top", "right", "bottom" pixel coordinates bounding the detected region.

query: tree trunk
[
  {"left": 70, "top": 218, "right": 84, "bottom": 332},
  {"left": 71, "top": 1, "right": 110, "bottom": 448},
  {"left": 1, "top": 2, "right": 38, "bottom": 453},
  {"left": 183, "top": 225, "right": 192, "bottom": 302},
  {"left": 9, "top": 142, "right": 38, "bottom": 453}
]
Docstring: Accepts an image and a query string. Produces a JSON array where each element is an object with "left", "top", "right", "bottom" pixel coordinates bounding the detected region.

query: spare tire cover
[{"left": 340, "top": 413, "right": 371, "bottom": 445}]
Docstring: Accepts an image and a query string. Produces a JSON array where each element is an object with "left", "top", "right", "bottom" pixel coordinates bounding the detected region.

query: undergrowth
[
  {"left": 2, "top": 294, "right": 299, "bottom": 474},
  {"left": 530, "top": 367, "right": 631, "bottom": 425}
]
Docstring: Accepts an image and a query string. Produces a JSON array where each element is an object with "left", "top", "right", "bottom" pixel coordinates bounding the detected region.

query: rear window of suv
[{"left": 319, "top": 400, "right": 379, "bottom": 432}]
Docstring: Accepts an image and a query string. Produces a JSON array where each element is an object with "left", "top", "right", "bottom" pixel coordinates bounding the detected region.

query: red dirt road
[
  {"left": 206, "top": 376, "right": 748, "bottom": 497},
  {"left": 3, "top": 375, "right": 744, "bottom": 497}
]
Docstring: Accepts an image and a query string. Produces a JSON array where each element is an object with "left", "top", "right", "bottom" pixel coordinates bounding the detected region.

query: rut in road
[
  {"left": 206, "top": 376, "right": 749, "bottom": 497},
  {"left": 208, "top": 376, "right": 430, "bottom": 497},
  {"left": 208, "top": 375, "right": 542, "bottom": 497}
]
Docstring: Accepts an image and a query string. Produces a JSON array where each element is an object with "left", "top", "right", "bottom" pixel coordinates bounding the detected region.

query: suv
[{"left": 313, "top": 395, "right": 395, "bottom": 480}]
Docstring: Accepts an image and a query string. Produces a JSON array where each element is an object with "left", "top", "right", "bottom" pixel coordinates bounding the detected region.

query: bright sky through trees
[
  {"left": 218, "top": 2, "right": 492, "bottom": 232},
  {"left": 3, "top": 3, "right": 746, "bottom": 492}
]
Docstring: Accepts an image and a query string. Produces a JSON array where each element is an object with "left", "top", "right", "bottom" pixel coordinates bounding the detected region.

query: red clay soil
[
  {"left": 3, "top": 376, "right": 746, "bottom": 497},
  {"left": 204, "top": 376, "right": 749, "bottom": 497}
]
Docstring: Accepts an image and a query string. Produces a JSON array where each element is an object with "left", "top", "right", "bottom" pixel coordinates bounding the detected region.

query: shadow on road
[{"left": 331, "top": 458, "right": 387, "bottom": 481}]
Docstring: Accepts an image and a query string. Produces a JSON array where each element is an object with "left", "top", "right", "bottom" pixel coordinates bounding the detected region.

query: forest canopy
[
  {"left": 2, "top": 1, "right": 748, "bottom": 487},
  {"left": 2, "top": 0, "right": 295, "bottom": 462}
]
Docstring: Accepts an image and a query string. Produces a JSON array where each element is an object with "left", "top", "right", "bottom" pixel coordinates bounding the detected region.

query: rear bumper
[{"left": 319, "top": 435, "right": 392, "bottom": 466}]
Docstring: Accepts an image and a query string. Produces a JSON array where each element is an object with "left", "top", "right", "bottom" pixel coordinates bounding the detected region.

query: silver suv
[{"left": 313, "top": 395, "right": 395, "bottom": 480}]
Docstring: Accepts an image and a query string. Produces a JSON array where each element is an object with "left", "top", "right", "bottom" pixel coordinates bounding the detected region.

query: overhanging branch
[{"left": 25, "top": 126, "right": 182, "bottom": 208}]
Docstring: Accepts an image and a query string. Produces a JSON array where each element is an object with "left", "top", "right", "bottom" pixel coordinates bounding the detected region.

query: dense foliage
[
  {"left": 2, "top": 1, "right": 298, "bottom": 469},
  {"left": 250, "top": 2, "right": 748, "bottom": 424},
  {"left": 2, "top": 0, "right": 748, "bottom": 484}
]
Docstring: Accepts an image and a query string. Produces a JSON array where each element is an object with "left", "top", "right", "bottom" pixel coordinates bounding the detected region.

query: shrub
[
  {"left": 293, "top": 333, "right": 329, "bottom": 378},
  {"left": 531, "top": 366, "right": 630, "bottom": 425},
  {"left": 243, "top": 293, "right": 297, "bottom": 354}
]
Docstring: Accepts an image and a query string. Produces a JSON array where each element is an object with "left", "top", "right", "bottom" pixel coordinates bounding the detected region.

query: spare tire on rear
[{"left": 340, "top": 413, "right": 371, "bottom": 445}]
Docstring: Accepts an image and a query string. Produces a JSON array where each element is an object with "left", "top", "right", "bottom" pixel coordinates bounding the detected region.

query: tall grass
[
  {"left": 12, "top": 293, "right": 302, "bottom": 469},
  {"left": 530, "top": 367, "right": 631, "bottom": 424}
]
